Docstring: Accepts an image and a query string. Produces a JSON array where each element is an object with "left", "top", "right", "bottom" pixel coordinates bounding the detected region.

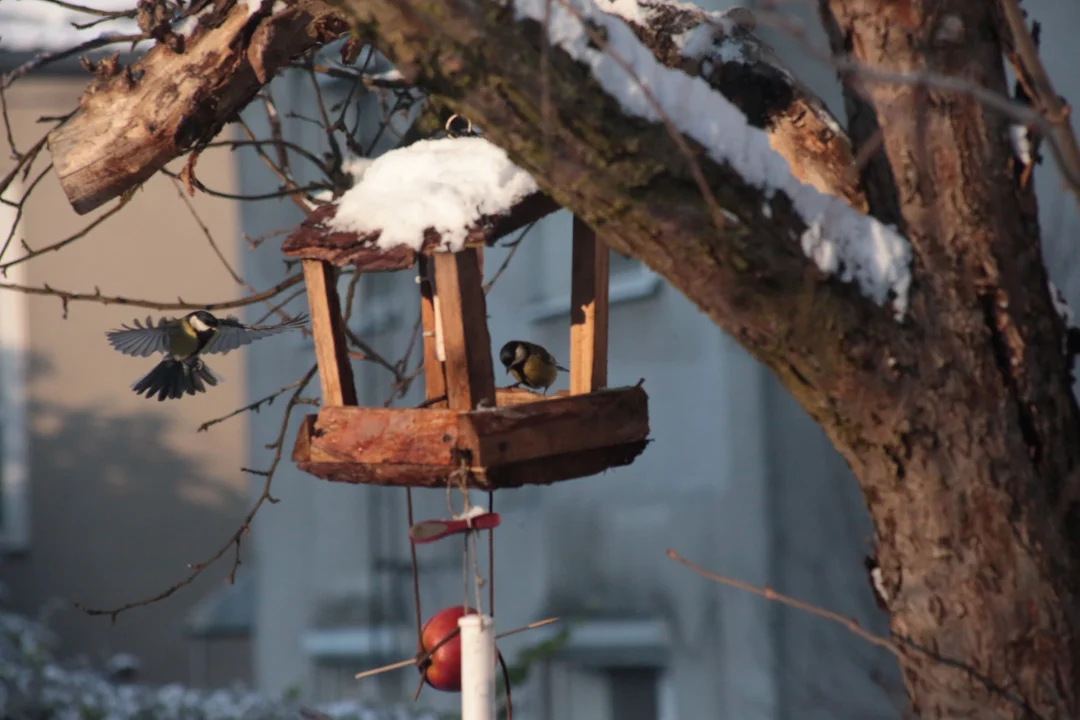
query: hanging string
[
  {"left": 487, "top": 489, "right": 495, "bottom": 618},
  {"left": 406, "top": 488, "right": 423, "bottom": 652}
]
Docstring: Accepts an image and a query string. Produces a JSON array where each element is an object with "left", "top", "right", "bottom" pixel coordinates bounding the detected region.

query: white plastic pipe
[{"left": 459, "top": 614, "right": 496, "bottom": 720}]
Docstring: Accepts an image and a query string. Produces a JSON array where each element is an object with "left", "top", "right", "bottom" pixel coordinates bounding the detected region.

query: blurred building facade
[{"left": 0, "top": 65, "right": 254, "bottom": 688}]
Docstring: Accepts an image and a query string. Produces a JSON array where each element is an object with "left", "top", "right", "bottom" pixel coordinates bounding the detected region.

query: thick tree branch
[
  {"left": 341, "top": 0, "right": 912, "bottom": 413},
  {"left": 607, "top": 2, "right": 867, "bottom": 211},
  {"left": 46, "top": 0, "right": 349, "bottom": 215}
]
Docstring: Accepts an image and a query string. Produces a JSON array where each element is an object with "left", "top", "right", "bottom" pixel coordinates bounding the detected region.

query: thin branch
[
  {"left": 170, "top": 178, "right": 245, "bottom": 285},
  {"left": 751, "top": 6, "right": 1080, "bottom": 204},
  {"left": 0, "top": 131, "right": 54, "bottom": 199},
  {"left": 0, "top": 273, "right": 303, "bottom": 314},
  {"left": 0, "top": 34, "right": 147, "bottom": 92},
  {"left": 75, "top": 365, "right": 319, "bottom": 620},
  {"left": 0, "top": 87, "right": 18, "bottom": 158},
  {"left": 159, "top": 166, "right": 326, "bottom": 203},
  {"left": 1, "top": 182, "right": 124, "bottom": 273},
  {"left": 203, "top": 138, "right": 326, "bottom": 173},
  {"left": 342, "top": 323, "right": 404, "bottom": 380},
  {"left": 0, "top": 162, "right": 52, "bottom": 266},
  {"left": 197, "top": 376, "right": 309, "bottom": 432},
  {"left": 36, "top": 0, "right": 135, "bottom": 19},
  {"left": 233, "top": 119, "right": 316, "bottom": 214},
  {"left": 483, "top": 221, "right": 536, "bottom": 294},
  {"left": 667, "top": 549, "right": 898, "bottom": 654},
  {"left": 998, "top": 0, "right": 1080, "bottom": 210}
]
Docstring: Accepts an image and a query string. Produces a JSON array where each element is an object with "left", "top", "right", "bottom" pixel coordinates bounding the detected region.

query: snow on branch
[
  {"left": 281, "top": 138, "right": 560, "bottom": 271},
  {"left": 514, "top": 0, "right": 911, "bottom": 318},
  {"left": 596, "top": 0, "right": 868, "bottom": 212}
]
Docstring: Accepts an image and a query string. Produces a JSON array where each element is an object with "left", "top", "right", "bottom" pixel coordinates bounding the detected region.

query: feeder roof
[{"left": 282, "top": 137, "right": 561, "bottom": 272}]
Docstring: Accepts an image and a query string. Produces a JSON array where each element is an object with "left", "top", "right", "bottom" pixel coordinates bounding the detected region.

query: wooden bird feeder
[{"left": 283, "top": 184, "right": 650, "bottom": 490}]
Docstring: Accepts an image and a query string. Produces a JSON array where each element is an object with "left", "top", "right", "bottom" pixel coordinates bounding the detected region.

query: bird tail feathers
[{"left": 132, "top": 358, "right": 223, "bottom": 401}]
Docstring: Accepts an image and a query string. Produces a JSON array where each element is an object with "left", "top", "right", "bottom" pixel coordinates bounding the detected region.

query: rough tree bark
[
  {"left": 42, "top": 0, "right": 1080, "bottom": 716},
  {"left": 46, "top": 0, "right": 348, "bottom": 214}
]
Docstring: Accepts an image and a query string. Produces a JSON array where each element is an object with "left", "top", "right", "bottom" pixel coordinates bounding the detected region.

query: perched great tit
[
  {"left": 499, "top": 340, "right": 568, "bottom": 395},
  {"left": 106, "top": 310, "right": 308, "bottom": 401}
]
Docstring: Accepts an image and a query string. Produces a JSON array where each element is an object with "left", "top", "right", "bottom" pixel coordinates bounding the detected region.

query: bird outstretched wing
[
  {"left": 106, "top": 316, "right": 172, "bottom": 357},
  {"left": 201, "top": 314, "right": 309, "bottom": 356}
]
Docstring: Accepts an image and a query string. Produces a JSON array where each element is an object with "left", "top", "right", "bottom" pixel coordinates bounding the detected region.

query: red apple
[{"left": 418, "top": 606, "right": 476, "bottom": 692}]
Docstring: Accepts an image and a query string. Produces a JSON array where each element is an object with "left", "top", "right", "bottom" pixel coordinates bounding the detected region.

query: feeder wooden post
[
  {"left": 569, "top": 216, "right": 609, "bottom": 395},
  {"left": 418, "top": 256, "right": 447, "bottom": 403},
  {"left": 433, "top": 249, "right": 497, "bottom": 410},
  {"left": 302, "top": 259, "right": 358, "bottom": 406}
]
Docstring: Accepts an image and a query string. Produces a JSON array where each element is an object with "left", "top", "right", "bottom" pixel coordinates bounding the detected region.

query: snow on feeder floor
[{"left": 282, "top": 135, "right": 650, "bottom": 489}]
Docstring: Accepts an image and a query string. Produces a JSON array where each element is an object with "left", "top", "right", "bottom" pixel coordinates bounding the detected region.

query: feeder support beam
[
  {"left": 418, "top": 256, "right": 448, "bottom": 403},
  {"left": 433, "top": 250, "right": 497, "bottom": 410},
  {"left": 570, "top": 216, "right": 609, "bottom": 394},
  {"left": 302, "top": 259, "right": 358, "bottom": 406}
]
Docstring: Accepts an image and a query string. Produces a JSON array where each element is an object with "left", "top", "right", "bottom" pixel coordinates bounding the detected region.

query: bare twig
[
  {"left": 76, "top": 365, "right": 319, "bottom": 621},
  {"left": 159, "top": 166, "right": 326, "bottom": 204},
  {"left": 0, "top": 162, "right": 52, "bottom": 265},
  {"left": 0, "top": 273, "right": 303, "bottom": 313},
  {"left": 0, "top": 131, "right": 56, "bottom": 199},
  {"left": 998, "top": 0, "right": 1080, "bottom": 209},
  {"left": 0, "top": 88, "right": 18, "bottom": 158},
  {"left": 483, "top": 221, "right": 536, "bottom": 294},
  {"left": 36, "top": 0, "right": 135, "bottom": 19},
  {"left": 667, "top": 548, "right": 897, "bottom": 654},
  {"left": 197, "top": 376, "right": 310, "bottom": 432},
  {"left": 0, "top": 34, "right": 146, "bottom": 92},
  {"left": 3, "top": 178, "right": 128, "bottom": 273},
  {"left": 170, "top": 178, "right": 245, "bottom": 285}
]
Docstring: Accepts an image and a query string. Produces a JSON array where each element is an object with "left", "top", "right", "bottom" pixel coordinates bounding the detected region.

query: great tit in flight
[
  {"left": 499, "top": 340, "right": 568, "bottom": 395},
  {"left": 106, "top": 310, "right": 308, "bottom": 401}
]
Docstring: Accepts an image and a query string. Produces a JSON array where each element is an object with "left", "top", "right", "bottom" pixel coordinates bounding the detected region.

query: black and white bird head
[{"left": 186, "top": 310, "right": 221, "bottom": 334}]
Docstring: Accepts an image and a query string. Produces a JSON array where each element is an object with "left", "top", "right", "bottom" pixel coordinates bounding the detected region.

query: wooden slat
[
  {"left": 569, "top": 216, "right": 609, "bottom": 394},
  {"left": 457, "top": 386, "right": 648, "bottom": 467},
  {"left": 296, "top": 407, "right": 459, "bottom": 465},
  {"left": 302, "top": 259, "right": 358, "bottom": 406},
  {"left": 479, "top": 441, "right": 647, "bottom": 488},
  {"left": 424, "top": 387, "right": 570, "bottom": 409},
  {"left": 433, "top": 250, "right": 496, "bottom": 410},
  {"left": 418, "top": 256, "right": 447, "bottom": 402},
  {"left": 296, "top": 440, "right": 647, "bottom": 489}
]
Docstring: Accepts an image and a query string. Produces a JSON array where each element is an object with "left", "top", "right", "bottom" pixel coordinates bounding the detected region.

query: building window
[
  {"left": 524, "top": 210, "right": 663, "bottom": 322},
  {"left": 535, "top": 618, "right": 673, "bottom": 720},
  {"left": 0, "top": 180, "right": 31, "bottom": 553},
  {"left": 608, "top": 667, "right": 661, "bottom": 720}
]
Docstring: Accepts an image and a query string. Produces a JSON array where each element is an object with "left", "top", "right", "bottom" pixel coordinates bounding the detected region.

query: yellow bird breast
[
  {"left": 520, "top": 354, "right": 558, "bottom": 389},
  {"left": 168, "top": 322, "right": 202, "bottom": 359}
]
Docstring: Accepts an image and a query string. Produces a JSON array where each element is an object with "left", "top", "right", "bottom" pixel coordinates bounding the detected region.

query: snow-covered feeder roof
[{"left": 282, "top": 137, "right": 560, "bottom": 272}]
